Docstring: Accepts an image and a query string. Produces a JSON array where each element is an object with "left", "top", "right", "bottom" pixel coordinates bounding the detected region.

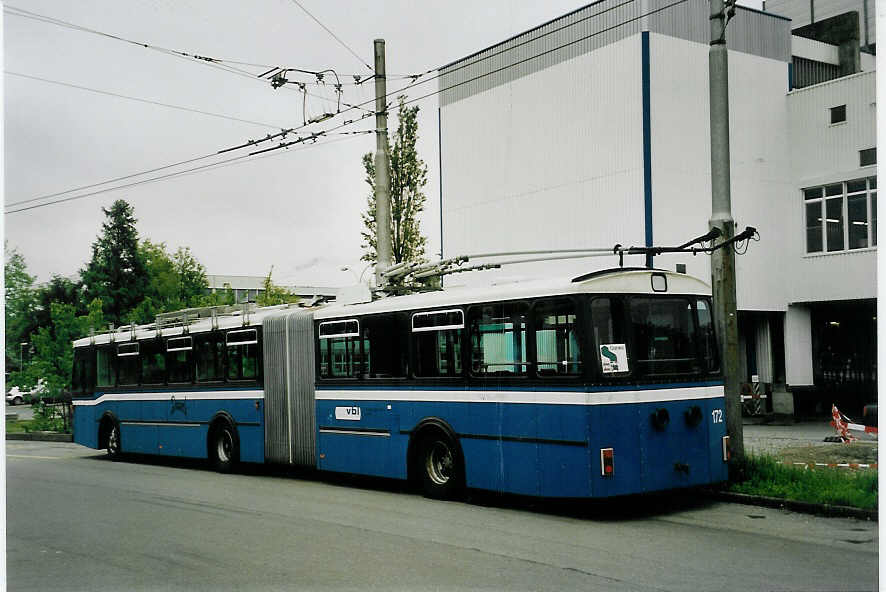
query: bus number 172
[{"left": 711, "top": 409, "right": 723, "bottom": 424}]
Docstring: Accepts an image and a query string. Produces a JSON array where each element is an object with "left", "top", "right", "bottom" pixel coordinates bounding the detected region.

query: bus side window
[
  {"left": 117, "top": 342, "right": 140, "bottom": 386},
  {"left": 167, "top": 336, "right": 194, "bottom": 384},
  {"left": 412, "top": 309, "right": 464, "bottom": 378},
  {"left": 533, "top": 299, "right": 581, "bottom": 377},
  {"left": 469, "top": 302, "right": 529, "bottom": 377},
  {"left": 140, "top": 339, "right": 166, "bottom": 385},
  {"left": 362, "top": 313, "right": 406, "bottom": 378},
  {"left": 696, "top": 298, "right": 720, "bottom": 373},
  {"left": 96, "top": 347, "right": 115, "bottom": 388},
  {"left": 226, "top": 329, "right": 259, "bottom": 381},
  {"left": 195, "top": 333, "right": 225, "bottom": 383},
  {"left": 72, "top": 348, "right": 93, "bottom": 395},
  {"left": 590, "top": 297, "right": 628, "bottom": 376},
  {"left": 318, "top": 320, "right": 361, "bottom": 379}
]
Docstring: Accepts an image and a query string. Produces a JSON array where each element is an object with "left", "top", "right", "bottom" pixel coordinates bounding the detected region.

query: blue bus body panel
[
  {"left": 73, "top": 390, "right": 265, "bottom": 463},
  {"left": 314, "top": 382, "right": 727, "bottom": 498},
  {"left": 75, "top": 382, "right": 727, "bottom": 499}
]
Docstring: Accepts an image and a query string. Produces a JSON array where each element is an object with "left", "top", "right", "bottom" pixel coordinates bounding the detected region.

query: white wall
[
  {"left": 786, "top": 71, "right": 877, "bottom": 302},
  {"left": 440, "top": 35, "right": 645, "bottom": 283},
  {"left": 784, "top": 304, "right": 814, "bottom": 386},
  {"left": 648, "top": 34, "right": 793, "bottom": 311}
]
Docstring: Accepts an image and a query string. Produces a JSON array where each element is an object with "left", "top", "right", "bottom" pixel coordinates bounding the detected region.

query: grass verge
[
  {"left": 6, "top": 419, "right": 36, "bottom": 434},
  {"left": 728, "top": 454, "right": 878, "bottom": 510}
]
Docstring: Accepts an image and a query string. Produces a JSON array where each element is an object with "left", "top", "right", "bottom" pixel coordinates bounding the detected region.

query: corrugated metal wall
[
  {"left": 262, "top": 310, "right": 316, "bottom": 467},
  {"left": 440, "top": 0, "right": 789, "bottom": 108},
  {"left": 764, "top": 0, "right": 875, "bottom": 47},
  {"left": 440, "top": 34, "right": 645, "bottom": 275},
  {"left": 792, "top": 56, "right": 843, "bottom": 88},
  {"left": 439, "top": 0, "right": 640, "bottom": 107}
]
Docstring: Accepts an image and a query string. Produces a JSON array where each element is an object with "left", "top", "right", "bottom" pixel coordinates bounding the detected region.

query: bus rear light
[
  {"left": 600, "top": 448, "right": 614, "bottom": 477},
  {"left": 722, "top": 436, "right": 731, "bottom": 462}
]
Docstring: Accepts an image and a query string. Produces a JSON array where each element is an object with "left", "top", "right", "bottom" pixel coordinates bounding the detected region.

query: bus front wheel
[
  {"left": 417, "top": 432, "right": 464, "bottom": 500},
  {"left": 209, "top": 420, "right": 239, "bottom": 473},
  {"left": 105, "top": 420, "right": 122, "bottom": 460}
]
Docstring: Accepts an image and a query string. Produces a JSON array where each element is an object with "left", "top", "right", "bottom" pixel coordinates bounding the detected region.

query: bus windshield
[{"left": 629, "top": 297, "right": 699, "bottom": 376}]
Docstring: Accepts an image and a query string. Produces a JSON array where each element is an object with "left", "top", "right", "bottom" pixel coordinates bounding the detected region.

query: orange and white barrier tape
[
  {"left": 780, "top": 461, "right": 878, "bottom": 470},
  {"left": 830, "top": 404, "right": 877, "bottom": 443}
]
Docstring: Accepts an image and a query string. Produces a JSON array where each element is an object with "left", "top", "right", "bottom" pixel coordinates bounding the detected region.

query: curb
[
  {"left": 6, "top": 432, "right": 73, "bottom": 443},
  {"left": 705, "top": 489, "right": 877, "bottom": 521}
]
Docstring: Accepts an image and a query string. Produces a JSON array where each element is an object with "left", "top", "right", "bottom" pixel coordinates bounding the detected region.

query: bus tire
[
  {"left": 106, "top": 419, "right": 122, "bottom": 460},
  {"left": 416, "top": 432, "right": 464, "bottom": 500},
  {"left": 209, "top": 419, "right": 239, "bottom": 473}
]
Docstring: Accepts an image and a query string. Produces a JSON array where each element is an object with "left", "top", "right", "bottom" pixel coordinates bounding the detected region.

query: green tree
[
  {"left": 256, "top": 267, "right": 300, "bottom": 306},
  {"left": 361, "top": 95, "right": 429, "bottom": 269},
  {"left": 80, "top": 200, "right": 149, "bottom": 325},
  {"left": 33, "top": 275, "right": 85, "bottom": 331},
  {"left": 4, "top": 244, "right": 37, "bottom": 371},
  {"left": 172, "top": 246, "right": 208, "bottom": 307},
  {"left": 131, "top": 241, "right": 209, "bottom": 323},
  {"left": 23, "top": 298, "right": 103, "bottom": 395}
]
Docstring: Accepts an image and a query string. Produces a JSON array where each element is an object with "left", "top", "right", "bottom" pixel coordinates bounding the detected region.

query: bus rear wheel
[
  {"left": 417, "top": 433, "right": 464, "bottom": 500},
  {"left": 209, "top": 421, "right": 239, "bottom": 473}
]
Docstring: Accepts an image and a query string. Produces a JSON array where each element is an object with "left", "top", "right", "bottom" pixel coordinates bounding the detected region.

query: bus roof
[{"left": 73, "top": 268, "right": 710, "bottom": 347}]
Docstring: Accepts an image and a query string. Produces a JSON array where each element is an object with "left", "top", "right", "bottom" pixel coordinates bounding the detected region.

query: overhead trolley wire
[
  {"left": 5, "top": 71, "right": 287, "bottom": 130},
  {"left": 385, "top": 0, "right": 636, "bottom": 91},
  {"left": 4, "top": 129, "right": 375, "bottom": 215},
  {"left": 288, "top": 0, "right": 373, "bottom": 72},
  {"left": 7, "top": 0, "right": 690, "bottom": 213},
  {"left": 253, "top": 0, "right": 689, "bottom": 156},
  {"left": 4, "top": 4, "right": 375, "bottom": 84}
]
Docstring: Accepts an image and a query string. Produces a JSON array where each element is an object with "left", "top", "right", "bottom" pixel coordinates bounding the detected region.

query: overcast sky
[{"left": 4, "top": 0, "right": 763, "bottom": 288}]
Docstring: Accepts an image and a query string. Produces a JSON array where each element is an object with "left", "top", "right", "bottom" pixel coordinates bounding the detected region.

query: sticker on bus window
[{"left": 599, "top": 344, "right": 628, "bottom": 373}]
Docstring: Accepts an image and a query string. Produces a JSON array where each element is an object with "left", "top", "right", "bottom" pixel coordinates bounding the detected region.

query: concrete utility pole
[
  {"left": 373, "top": 39, "right": 393, "bottom": 289},
  {"left": 709, "top": 0, "right": 743, "bottom": 459}
]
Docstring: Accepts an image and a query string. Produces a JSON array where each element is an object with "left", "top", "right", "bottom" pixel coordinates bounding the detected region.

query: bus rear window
[{"left": 629, "top": 297, "right": 698, "bottom": 376}]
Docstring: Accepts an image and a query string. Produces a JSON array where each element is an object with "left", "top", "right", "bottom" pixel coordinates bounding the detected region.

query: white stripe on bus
[
  {"left": 314, "top": 385, "right": 724, "bottom": 406},
  {"left": 72, "top": 390, "right": 264, "bottom": 406},
  {"left": 73, "top": 386, "right": 724, "bottom": 407}
]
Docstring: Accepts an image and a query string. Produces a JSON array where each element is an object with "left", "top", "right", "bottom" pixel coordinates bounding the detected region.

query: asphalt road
[{"left": 6, "top": 441, "right": 879, "bottom": 592}]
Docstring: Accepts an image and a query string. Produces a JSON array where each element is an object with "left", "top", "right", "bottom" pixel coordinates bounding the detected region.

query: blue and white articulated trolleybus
[{"left": 72, "top": 268, "right": 729, "bottom": 499}]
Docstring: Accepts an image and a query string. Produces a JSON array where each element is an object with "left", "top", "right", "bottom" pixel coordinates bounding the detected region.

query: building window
[
  {"left": 804, "top": 177, "right": 877, "bottom": 253},
  {"left": 860, "top": 148, "right": 876, "bottom": 167},
  {"left": 829, "top": 105, "right": 846, "bottom": 124}
]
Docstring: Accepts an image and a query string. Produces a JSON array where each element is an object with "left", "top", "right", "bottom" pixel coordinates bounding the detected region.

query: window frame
[
  {"left": 194, "top": 332, "right": 226, "bottom": 384},
  {"left": 803, "top": 177, "right": 877, "bottom": 254},
  {"left": 626, "top": 294, "right": 703, "bottom": 379},
  {"left": 166, "top": 336, "right": 194, "bottom": 385},
  {"left": 829, "top": 104, "right": 846, "bottom": 125},
  {"left": 96, "top": 345, "right": 116, "bottom": 389},
  {"left": 116, "top": 342, "right": 140, "bottom": 386},
  {"left": 410, "top": 307, "right": 466, "bottom": 379},
  {"left": 588, "top": 295, "right": 631, "bottom": 381},
  {"left": 531, "top": 297, "right": 585, "bottom": 380},
  {"left": 316, "top": 318, "right": 363, "bottom": 380},
  {"left": 467, "top": 299, "right": 531, "bottom": 379},
  {"left": 139, "top": 338, "right": 167, "bottom": 386},
  {"left": 225, "top": 328, "right": 261, "bottom": 382}
]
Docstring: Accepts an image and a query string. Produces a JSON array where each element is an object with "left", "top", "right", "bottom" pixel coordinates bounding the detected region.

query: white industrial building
[{"left": 435, "top": 0, "right": 876, "bottom": 415}]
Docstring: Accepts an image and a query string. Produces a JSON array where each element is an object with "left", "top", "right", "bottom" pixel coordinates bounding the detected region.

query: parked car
[
  {"left": 6, "top": 387, "right": 24, "bottom": 406},
  {"left": 6, "top": 379, "right": 48, "bottom": 406}
]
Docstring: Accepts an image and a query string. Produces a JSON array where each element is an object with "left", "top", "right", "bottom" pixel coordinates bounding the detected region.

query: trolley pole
[
  {"left": 709, "top": 0, "right": 743, "bottom": 459},
  {"left": 373, "top": 39, "right": 393, "bottom": 289}
]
